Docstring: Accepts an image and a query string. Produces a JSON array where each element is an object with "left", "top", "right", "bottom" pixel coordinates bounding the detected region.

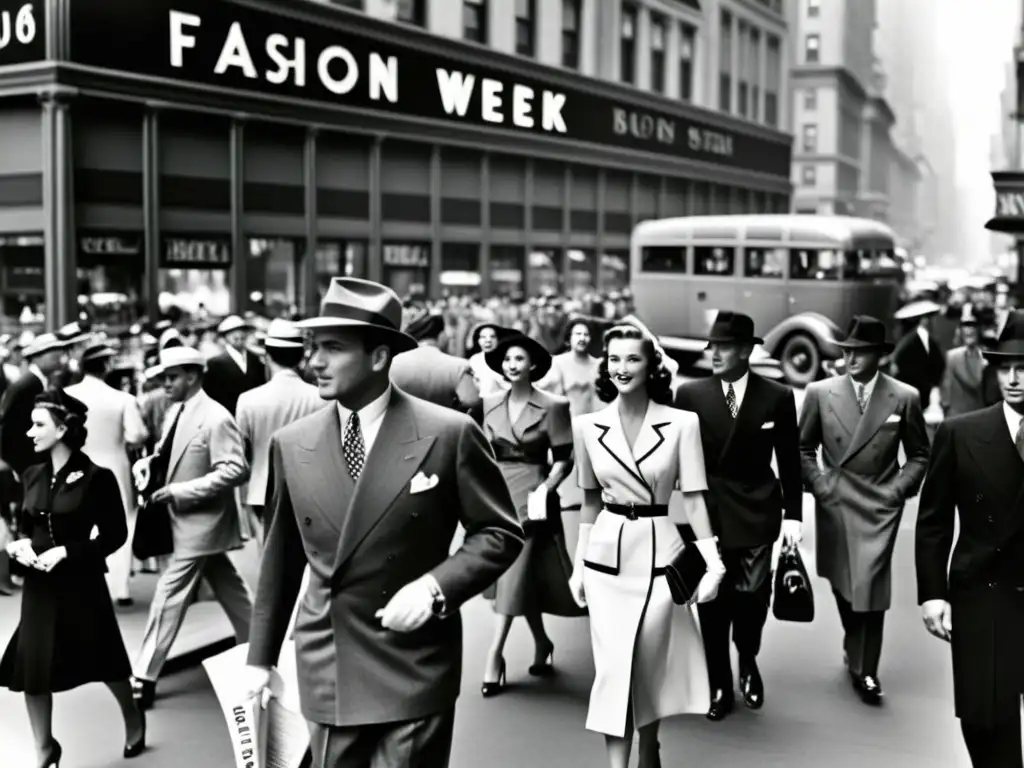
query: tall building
[{"left": 0, "top": 0, "right": 794, "bottom": 330}]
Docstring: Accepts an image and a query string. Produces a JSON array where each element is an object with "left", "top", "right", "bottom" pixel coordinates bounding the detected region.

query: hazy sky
[{"left": 938, "top": 0, "right": 1020, "bottom": 257}]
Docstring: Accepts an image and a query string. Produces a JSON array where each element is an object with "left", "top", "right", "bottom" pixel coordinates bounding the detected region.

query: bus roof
[{"left": 632, "top": 214, "right": 897, "bottom": 245}]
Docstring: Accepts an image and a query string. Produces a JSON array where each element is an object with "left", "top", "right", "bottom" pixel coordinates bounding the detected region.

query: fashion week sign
[{"left": 65, "top": 0, "right": 791, "bottom": 177}]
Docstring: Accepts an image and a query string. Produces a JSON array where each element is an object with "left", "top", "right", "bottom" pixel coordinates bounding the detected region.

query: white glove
[
  {"left": 782, "top": 519, "right": 802, "bottom": 545},
  {"left": 568, "top": 523, "right": 592, "bottom": 608},
  {"left": 694, "top": 538, "right": 726, "bottom": 604},
  {"left": 132, "top": 456, "right": 152, "bottom": 493}
]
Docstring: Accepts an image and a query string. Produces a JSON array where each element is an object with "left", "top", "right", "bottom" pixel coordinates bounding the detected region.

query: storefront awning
[{"left": 985, "top": 216, "right": 1024, "bottom": 233}]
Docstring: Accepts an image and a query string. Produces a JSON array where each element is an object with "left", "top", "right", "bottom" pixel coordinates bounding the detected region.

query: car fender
[{"left": 763, "top": 313, "right": 843, "bottom": 360}]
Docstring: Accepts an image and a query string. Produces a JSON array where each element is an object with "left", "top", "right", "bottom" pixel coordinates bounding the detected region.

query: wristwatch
[{"left": 426, "top": 579, "right": 448, "bottom": 618}]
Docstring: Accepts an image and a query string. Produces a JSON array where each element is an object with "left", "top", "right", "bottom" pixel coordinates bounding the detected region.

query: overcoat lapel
[
  {"left": 511, "top": 398, "right": 546, "bottom": 440},
  {"left": 593, "top": 403, "right": 666, "bottom": 502},
  {"left": 965, "top": 405, "right": 1024, "bottom": 523},
  {"left": 333, "top": 389, "right": 436, "bottom": 575},
  {"left": 167, "top": 393, "right": 208, "bottom": 479},
  {"left": 841, "top": 376, "right": 898, "bottom": 465},
  {"left": 826, "top": 377, "right": 862, "bottom": 440},
  {"left": 297, "top": 407, "right": 350, "bottom": 533}
]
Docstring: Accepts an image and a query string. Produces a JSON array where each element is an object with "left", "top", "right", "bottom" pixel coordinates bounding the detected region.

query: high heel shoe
[
  {"left": 38, "top": 739, "right": 62, "bottom": 768},
  {"left": 123, "top": 708, "right": 147, "bottom": 759},
  {"left": 481, "top": 658, "right": 507, "bottom": 698},
  {"left": 528, "top": 642, "right": 556, "bottom": 677}
]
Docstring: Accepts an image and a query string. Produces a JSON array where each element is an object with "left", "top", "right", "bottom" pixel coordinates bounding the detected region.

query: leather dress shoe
[
  {"left": 853, "top": 675, "right": 883, "bottom": 705},
  {"left": 739, "top": 659, "right": 764, "bottom": 710},
  {"left": 131, "top": 677, "right": 156, "bottom": 711},
  {"left": 706, "top": 689, "right": 735, "bottom": 721}
]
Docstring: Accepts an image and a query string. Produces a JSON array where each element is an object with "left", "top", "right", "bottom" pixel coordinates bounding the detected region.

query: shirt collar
[
  {"left": 178, "top": 389, "right": 204, "bottom": 421},
  {"left": 1004, "top": 402, "right": 1024, "bottom": 436},
  {"left": 916, "top": 326, "right": 930, "bottom": 347},
  {"left": 849, "top": 372, "right": 879, "bottom": 396},
  {"left": 225, "top": 345, "right": 247, "bottom": 369},
  {"left": 336, "top": 385, "right": 392, "bottom": 427}
]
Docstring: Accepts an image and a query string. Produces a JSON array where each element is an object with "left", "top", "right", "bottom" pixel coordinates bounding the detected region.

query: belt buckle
[{"left": 626, "top": 502, "right": 638, "bottom": 521}]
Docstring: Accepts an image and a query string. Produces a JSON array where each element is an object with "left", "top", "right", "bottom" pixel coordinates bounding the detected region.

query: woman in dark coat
[{"left": 1, "top": 388, "right": 146, "bottom": 767}]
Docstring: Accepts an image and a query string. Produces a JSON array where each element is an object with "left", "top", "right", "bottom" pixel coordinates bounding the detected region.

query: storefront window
[
  {"left": 489, "top": 246, "right": 525, "bottom": 299},
  {"left": 316, "top": 241, "right": 367, "bottom": 299},
  {"left": 600, "top": 250, "right": 630, "bottom": 292},
  {"left": 565, "top": 249, "right": 596, "bottom": 298},
  {"left": 383, "top": 242, "right": 430, "bottom": 300},
  {"left": 248, "top": 238, "right": 300, "bottom": 317},
  {"left": 440, "top": 243, "right": 480, "bottom": 297},
  {"left": 158, "top": 235, "right": 232, "bottom": 315},
  {"left": 0, "top": 235, "right": 44, "bottom": 330},
  {"left": 527, "top": 249, "right": 561, "bottom": 297},
  {"left": 77, "top": 232, "right": 145, "bottom": 327}
]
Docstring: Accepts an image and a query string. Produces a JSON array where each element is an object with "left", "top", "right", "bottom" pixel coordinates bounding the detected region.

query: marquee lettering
[
  {"left": 0, "top": 3, "right": 36, "bottom": 51},
  {"left": 81, "top": 236, "right": 141, "bottom": 256},
  {"left": 164, "top": 238, "right": 231, "bottom": 265},
  {"left": 997, "top": 191, "right": 1024, "bottom": 218},
  {"left": 612, "top": 108, "right": 676, "bottom": 146},
  {"left": 688, "top": 126, "right": 734, "bottom": 157}
]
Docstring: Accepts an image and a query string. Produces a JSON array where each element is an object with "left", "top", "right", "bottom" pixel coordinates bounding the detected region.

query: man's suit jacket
[
  {"left": 939, "top": 346, "right": 987, "bottom": 417},
  {"left": 160, "top": 390, "right": 250, "bottom": 559},
  {"left": 891, "top": 330, "right": 945, "bottom": 406},
  {"left": 0, "top": 370, "right": 45, "bottom": 476},
  {"left": 202, "top": 349, "right": 265, "bottom": 415},
  {"left": 247, "top": 387, "right": 523, "bottom": 727},
  {"left": 389, "top": 345, "right": 481, "bottom": 412},
  {"left": 235, "top": 370, "right": 326, "bottom": 507},
  {"left": 799, "top": 373, "right": 930, "bottom": 611},
  {"left": 916, "top": 404, "right": 1024, "bottom": 726},
  {"left": 674, "top": 373, "right": 802, "bottom": 549},
  {"left": 66, "top": 374, "right": 149, "bottom": 514}
]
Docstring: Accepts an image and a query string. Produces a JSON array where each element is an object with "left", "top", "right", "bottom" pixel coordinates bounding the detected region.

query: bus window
[
  {"left": 694, "top": 246, "right": 735, "bottom": 276},
  {"left": 790, "top": 248, "right": 841, "bottom": 280},
  {"left": 744, "top": 247, "right": 785, "bottom": 278},
  {"left": 641, "top": 245, "right": 687, "bottom": 273}
]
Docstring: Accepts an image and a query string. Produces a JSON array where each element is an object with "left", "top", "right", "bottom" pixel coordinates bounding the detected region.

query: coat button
[
  {"left": 304, "top": 517, "right": 312, "bottom": 526},
  {"left": 976, "top": 494, "right": 984, "bottom": 502},
  {"left": 387, "top": 555, "right": 395, "bottom": 562},
  {"left": 381, "top": 589, "right": 388, "bottom": 596},
  {"left": 988, "top": 516, "right": 995, "bottom": 524},
  {"left": 411, "top": 513, "right": 420, "bottom": 519}
]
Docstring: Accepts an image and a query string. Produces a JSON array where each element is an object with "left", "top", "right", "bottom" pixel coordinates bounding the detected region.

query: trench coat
[{"left": 798, "top": 373, "right": 930, "bottom": 611}]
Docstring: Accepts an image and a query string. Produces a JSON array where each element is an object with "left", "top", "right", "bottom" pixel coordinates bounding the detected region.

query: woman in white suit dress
[{"left": 568, "top": 324, "right": 726, "bottom": 768}]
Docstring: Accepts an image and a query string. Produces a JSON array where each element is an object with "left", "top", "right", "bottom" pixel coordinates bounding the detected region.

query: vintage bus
[{"left": 630, "top": 215, "right": 904, "bottom": 386}]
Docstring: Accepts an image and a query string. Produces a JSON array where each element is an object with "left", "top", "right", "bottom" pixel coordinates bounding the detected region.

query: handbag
[
  {"left": 663, "top": 542, "right": 707, "bottom": 605},
  {"left": 772, "top": 540, "right": 815, "bottom": 622},
  {"left": 132, "top": 499, "right": 174, "bottom": 560}
]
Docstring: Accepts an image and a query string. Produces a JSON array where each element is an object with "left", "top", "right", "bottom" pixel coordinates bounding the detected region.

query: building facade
[{"left": 0, "top": 0, "right": 792, "bottom": 330}]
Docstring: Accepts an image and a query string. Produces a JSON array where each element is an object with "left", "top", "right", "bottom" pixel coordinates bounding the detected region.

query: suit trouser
[
  {"left": 697, "top": 543, "right": 774, "bottom": 695},
  {"left": 307, "top": 709, "right": 455, "bottom": 768},
  {"left": 961, "top": 709, "right": 1023, "bottom": 768},
  {"left": 133, "top": 552, "right": 253, "bottom": 681},
  {"left": 832, "top": 590, "right": 884, "bottom": 678}
]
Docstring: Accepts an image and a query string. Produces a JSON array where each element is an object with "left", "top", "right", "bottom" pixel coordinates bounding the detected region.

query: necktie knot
[
  {"left": 856, "top": 384, "right": 867, "bottom": 413},
  {"left": 343, "top": 412, "right": 366, "bottom": 480}
]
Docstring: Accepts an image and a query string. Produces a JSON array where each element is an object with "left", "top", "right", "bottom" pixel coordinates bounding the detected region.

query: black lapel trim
[
  {"left": 595, "top": 423, "right": 650, "bottom": 495},
  {"left": 636, "top": 422, "right": 671, "bottom": 466}
]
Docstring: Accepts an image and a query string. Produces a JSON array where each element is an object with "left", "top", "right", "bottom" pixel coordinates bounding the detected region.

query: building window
[
  {"left": 719, "top": 10, "right": 733, "bottom": 113},
  {"left": 749, "top": 27, "right": 761, "bottom": 121},
  {"left": 620, "top": 3, "right": 637, "bottom": 85},
  {"left": 807, "top": 0, "right": 820, "bottom": 17},
  {"left": 801, "top": 165, "right": 817, "bottom": 186},
  {"left": 802, "top": 124, "right": 818, "bottom": 152},
  {"left": 805, "top": 34, "right": 820, "bottom": 63},
  {"left": 804, "top": 88, "right": 817, "bottom": 110},
  {"left": 396, "top": 0, "right": 426, "bottom": 25},
  {"left": 679, "top": 23, "right": 696, "bottom": 102},
  {"left": 650, "top": 14, "right": 666, "bottom": 94},
  {"left": 463, "top": 0, "right": 488, "bottom": 44},
  {"left": 562, "top": 0, "right": 581, "bottom": 69},
  {"left": 765, "top": 35, "right": 780, "bottom": 127},
  {"left": 515, "top": 0, "right": 535, "bottom": 57},
  {"left": 737, "top": 20, "right": 748, "bottom": 118}
]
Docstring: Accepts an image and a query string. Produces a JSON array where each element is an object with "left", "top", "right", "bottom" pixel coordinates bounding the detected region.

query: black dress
[{"left": 0, "top": 451, "right": 132, "bottom": 694}]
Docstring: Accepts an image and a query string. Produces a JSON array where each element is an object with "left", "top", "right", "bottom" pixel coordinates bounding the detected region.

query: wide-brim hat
[
  {"left": 835, "top": 315, "right": 894, "bottom": 353},
  {"left": 22, "top": 333, "right": 72, "bottom": 359},
  {"left": 485, "top": 333, "right": 553, "bottom": 382},
  {"left": 34, "top": 388, "right": 88, "bottom": 419},
  {"left": 894, "top": 300, "right": 942, "bottom": 322},
  {"left": 57, "top": 321, "right": 92, "bottom": 346},
  {"left": 704, "top": 311, "right": 764, "bottom": 346},
  {"left": 81, "top": 343, "right": 118, "bottom": 363},
  {"left": 217, "top": 315, "right": 251, "bottom": 336},
  {"left": 149, "top": 346, "right": 207, "bottom": 377},
  {"left": 296, "top": 277, "right": 417, "bottom": 354},
  {"left": 405, "top": 312, "right": 445, "bottom": 342},
  {"left": 263, "top": 318, "right": 305, "bottom": 349},
  {"left": 982, "top": 310, "right": 1024, "bottom": 360}
]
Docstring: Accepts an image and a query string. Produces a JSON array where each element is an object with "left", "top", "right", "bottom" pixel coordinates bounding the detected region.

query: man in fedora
[
  {"left": 799, "top": 315, "right": 930, "bottom": 704},
  {"left": 917, "top": 310, "right": 1024, "bottom": 767},
  {"left": 130, "top": 345, "right": 253, "bottom": 710},
  {"left": 675, "top": 311, "right": 802, "bottom": 720},
  {"left": 891, "top": 299, "right": 946, "bottom": 409},
  {"left": 66, "top": 342, "right": 149, "bottom": 605},
  {"left": 390, "top": 311, "right": 481, "bottom": 413},
  {"left": 203, "top": 315, "right": 265, "bottom": 415},
  {"left": 244, "top": 278, "right": 523, "bottom": 768},
  {"left": 236, "top": 319, "right": 326, "bottom": 535},
  {"left": 940, "top": 308, "right": 988, "bottom": 418}
]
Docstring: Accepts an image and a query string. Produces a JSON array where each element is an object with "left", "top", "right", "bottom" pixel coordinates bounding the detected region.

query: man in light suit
[
  {"left": 940, "top": 310, "right": 987, "bottom": 418},
  {"left": 244, "top": 278, "right": 523, "bottom": 768},
  {"left": 236, "top": 318, "right": 326, "bottom": 533},
  {"left": 130, "top": 346, "right": 253, "bottom": 710},
  {"left": 799, "top": 316, "right": 929, "bottom": 704},
  {"left": 66, "top": 342, "right": 149, "bottom": 605},
  {"left": 390, "top": 312, "right": 480, "bottom": 413}
]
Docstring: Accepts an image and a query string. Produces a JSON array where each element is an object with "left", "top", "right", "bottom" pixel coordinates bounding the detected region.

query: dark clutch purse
[{"left": 663, "top": 543, "right": 707, "bottom": 605}]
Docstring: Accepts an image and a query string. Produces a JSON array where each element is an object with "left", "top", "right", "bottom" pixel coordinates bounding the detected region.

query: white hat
[
  {"left": 218, "top": 315, "right": 251, "bottom": 335},
  {"left": 894, "top": 300, "right": 942, "bottom": 321},
  {"left": 263, "top": 319, "right": 305, "bottom": 349},
  {"left": 57, "top": 321, "right": 91, "bottom": 346},
  {"left": 149, "top": 346, "right": 207, "bottom": 377},
  {"left": 158, "top": 328, "right": 182, "bottom": 350},
  {"left": 22, "top": 333, "right": 70, "bottom": 359}
]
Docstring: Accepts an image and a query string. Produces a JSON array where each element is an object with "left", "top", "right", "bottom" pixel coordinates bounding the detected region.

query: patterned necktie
[
  {"left": 856, "top": 384, "right": 867, "bottom": 414},
  {"left": 726, "top": 382, "right": 738, "bottom": 419},
  {"left": 343, "top": 412, "right": 366, "bottom": 480},
  {"left": 1015, "top": 420, "right": 1024, "bottom": 465}
]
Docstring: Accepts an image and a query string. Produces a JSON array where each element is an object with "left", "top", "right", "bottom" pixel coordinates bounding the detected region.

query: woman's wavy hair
[
  {"left": 594, "top": 325, "right": 674, "bottom": 405},
  {"left": 34, "top": 394, "right": 88, "bottom": 451}
]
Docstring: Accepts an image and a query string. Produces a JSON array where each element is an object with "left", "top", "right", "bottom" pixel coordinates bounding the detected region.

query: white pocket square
[
  {"left": 885, "top": 414, "right": 901, "bottom": 423},
  {"left": 409, "top": 472, "right": 439, "bottom": 494},
  {"left": 761, "top": 421, "right": 775, "bottom": 430}
]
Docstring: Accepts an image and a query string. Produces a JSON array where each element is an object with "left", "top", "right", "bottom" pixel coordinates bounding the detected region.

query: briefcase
[
  {"left": 664, "top": 543, "right": 706, "bottom": 605},
  {"left": 772, "top": 540, "right": 814, "bottom": 622},
  {"left": 132, "top": 500, "right": 174, "bottom": 560}
]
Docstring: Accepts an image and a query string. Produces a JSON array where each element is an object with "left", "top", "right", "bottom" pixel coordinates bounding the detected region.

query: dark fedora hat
[
  {"left": 296, "top": 278, "right": 417, "bottom": 353},
  {"left": 485, "top": 332, "right": 553, "bottom": 382},
  {"left": 983, "top": 310, "right": 1024, "bottom": 360},
  {"left": 706, "top": 311, "right": 763, "bottom": 346},
  {"left": 81, "top": 342, "right": 118, "bottom": 363},
  {"left": 405, "top": 312, "right": 445, "bottom": 342},
  {"left": 835, "top": 316, "right": 894, "bottom": 353}
]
